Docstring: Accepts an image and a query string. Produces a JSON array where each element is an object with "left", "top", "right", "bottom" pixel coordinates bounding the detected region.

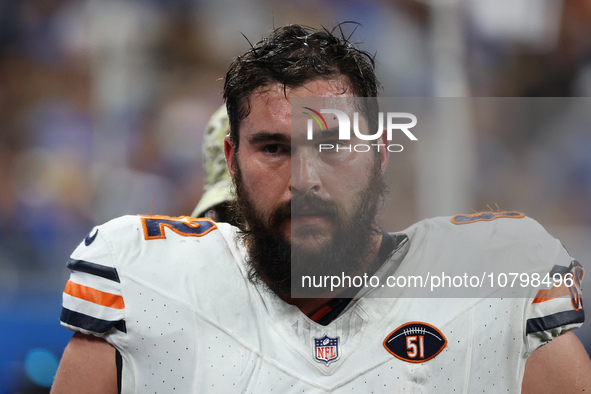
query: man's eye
[{"left": 262, "top": 144, "right": 282, "bottom": 154}]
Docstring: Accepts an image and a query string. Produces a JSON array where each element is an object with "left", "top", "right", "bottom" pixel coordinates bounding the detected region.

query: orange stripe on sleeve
[
  {"left": 532, "top": 284, "right": 571, "bottom": 304},
  {"left": 64, "top": 280, "right": 125, "bottom": 309}
]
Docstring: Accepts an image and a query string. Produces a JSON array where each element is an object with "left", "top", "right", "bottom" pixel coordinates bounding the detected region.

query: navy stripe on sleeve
[
  {"left": 66, "top": 258, "right": 120, "bottom": 283},
  {"left": 549, "top": 264, "right": 570, "bottom": 276},
  {"left": 61, "top": 308, "right": 127, "bottom": 333},
  {"left": 526, "top": 309, "right": 585, "bottom": 335}
]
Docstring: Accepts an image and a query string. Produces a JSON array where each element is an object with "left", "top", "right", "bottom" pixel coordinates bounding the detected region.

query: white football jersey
[{"left": 60, "top": 213, "right": 584, "bottom": 393}]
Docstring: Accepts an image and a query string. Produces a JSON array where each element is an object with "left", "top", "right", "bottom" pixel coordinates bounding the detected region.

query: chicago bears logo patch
[
  {"left": 384, "top": 322, "right": 447, "bottom": 363},
  {"left": 314, "top": 335, "right": 340, "bottom": 365}
]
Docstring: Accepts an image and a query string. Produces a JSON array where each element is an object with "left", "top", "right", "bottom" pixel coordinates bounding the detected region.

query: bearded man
[{"left": 51, "top": 24, "right": 590, "bottom": 393}]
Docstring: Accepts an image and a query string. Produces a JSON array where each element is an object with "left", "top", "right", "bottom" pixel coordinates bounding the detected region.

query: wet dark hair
[{"left": 223, "top": 23, "right": 380, "bottom": 149}]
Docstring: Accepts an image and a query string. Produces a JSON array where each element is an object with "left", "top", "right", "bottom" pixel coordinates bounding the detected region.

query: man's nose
[{"left": 290, "top": 147, "right": 321, "bottom": 195}]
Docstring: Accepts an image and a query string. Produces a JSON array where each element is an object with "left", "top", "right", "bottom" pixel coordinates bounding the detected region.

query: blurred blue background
[{"left": 1, "top": 0, "right": 590, "bottom": 391}]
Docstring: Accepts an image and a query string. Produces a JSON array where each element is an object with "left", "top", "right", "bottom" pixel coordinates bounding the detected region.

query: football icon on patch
[
  {"left": 314, "top": 335, "right": 340, "bottom": 365},
  {"left": 383, "top": 322, "right": 447, "bottom": 363}
]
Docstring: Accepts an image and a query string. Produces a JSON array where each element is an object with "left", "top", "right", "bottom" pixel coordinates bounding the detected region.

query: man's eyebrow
[{"left": 247, "top": 132, "right": 290, "bottom": 144}]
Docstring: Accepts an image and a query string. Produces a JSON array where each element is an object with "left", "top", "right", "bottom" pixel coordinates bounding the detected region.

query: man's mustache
[{"left": 269, "top": 195, "right": 341, "bottom": 228}]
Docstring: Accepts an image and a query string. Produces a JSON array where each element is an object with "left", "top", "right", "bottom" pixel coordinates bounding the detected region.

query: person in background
[{"left": 191, "top": 105, "right": 237, "bottom": 226}]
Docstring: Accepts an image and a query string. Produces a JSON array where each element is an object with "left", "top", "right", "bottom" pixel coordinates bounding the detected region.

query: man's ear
[
  {"left": 224, "top": 134, "right": 236, "bottom": 179},
  {"left": 378, "top": 131, "right": 389, "bottom": 173}
]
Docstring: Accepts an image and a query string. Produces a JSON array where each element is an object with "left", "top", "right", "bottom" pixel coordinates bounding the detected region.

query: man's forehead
[
  {"left": 245, "top": 81, "right": 355, "bottom": 120},
  {"left": 238, "top": 77, "right": 360, "bottom": 142}
]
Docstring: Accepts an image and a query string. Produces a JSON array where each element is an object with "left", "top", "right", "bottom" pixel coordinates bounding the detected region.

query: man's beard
[{"left": 231, "top": 156, "right": 387, "bottom": 298}]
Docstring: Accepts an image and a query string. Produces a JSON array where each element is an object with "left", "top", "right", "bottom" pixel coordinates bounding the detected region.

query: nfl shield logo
[{"left": 314, "top": 335, "right": 340, "bottom": 365}]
